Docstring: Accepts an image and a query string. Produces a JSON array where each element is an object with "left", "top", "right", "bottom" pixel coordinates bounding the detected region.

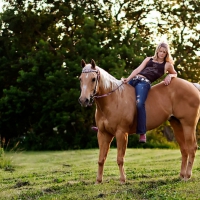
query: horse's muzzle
[{"left": 78, "top": 97, "right": 90, "bottom": 107}]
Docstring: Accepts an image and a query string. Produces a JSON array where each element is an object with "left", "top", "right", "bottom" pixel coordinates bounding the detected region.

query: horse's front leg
[
  {"left": 96, "top": 130, "right": 114, "bottom": 184},
  {"left": 116, "top": 131, "right": 128, "bottom": 183}
]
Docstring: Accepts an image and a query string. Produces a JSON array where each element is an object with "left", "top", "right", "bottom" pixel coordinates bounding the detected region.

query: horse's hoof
[
  {"left": 184, "top": 175, "right": 191, "bottom": 181},
  {"left": 95, "top": 180, "right": 102, "bottom": 184},
  {"left": 179, "top": 174, "right": 185, "bottom": 180},
  {"left": 120, "top": 178, "right": 126, "bottom": 184},
  {"left": 180, "top": 175, "right": 191, "bottom": 182}
]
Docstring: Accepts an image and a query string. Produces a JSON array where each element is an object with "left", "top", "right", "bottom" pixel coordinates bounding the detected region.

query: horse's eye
[
  {"left": 92, "top": 78, "right": 96, "bottom": 82},
  {"left": 79, "top": 77, "right": 81, "bottom": 81}
]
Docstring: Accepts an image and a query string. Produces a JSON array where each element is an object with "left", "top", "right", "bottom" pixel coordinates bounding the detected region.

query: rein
[
  {"left": 93, "top": 82, "right": 124, "bottom": 98},
  {"left": 81, "top": 68, "right": 124, "bottom": 106}
]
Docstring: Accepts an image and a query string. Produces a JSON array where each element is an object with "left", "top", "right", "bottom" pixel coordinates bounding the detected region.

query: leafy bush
[{"left": 127, "top": 127, "right": 178, "bottom": 149}]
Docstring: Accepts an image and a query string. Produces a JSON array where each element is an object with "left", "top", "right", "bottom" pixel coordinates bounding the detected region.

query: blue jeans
[{"left": 128, "top": 79, "right": 151, "bottom": 134}]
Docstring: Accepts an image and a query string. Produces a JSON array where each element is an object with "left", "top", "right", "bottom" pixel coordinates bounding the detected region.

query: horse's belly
[
  {"left": 146, "top": 112, "right": 169, "bottom": 130},
  {"left": 145, "top": 96, "right": 172, "bottom": 130}
]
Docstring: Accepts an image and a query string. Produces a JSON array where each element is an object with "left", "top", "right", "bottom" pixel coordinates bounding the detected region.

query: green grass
[
  {"left": 0, "top": 149, "right": 200, "bottom": 199},
  {"left": 0, "top": 148, "right": 12, "bottom": 169}
]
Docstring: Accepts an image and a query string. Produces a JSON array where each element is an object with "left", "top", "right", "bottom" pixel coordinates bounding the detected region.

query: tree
[{"left": 0, "top": 0, "right": 199, "bottom": 149}]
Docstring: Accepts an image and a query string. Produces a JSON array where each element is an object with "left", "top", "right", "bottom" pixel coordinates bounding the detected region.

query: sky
[{"left": 0, "top": 0, "right": 5, "bottom": 12}]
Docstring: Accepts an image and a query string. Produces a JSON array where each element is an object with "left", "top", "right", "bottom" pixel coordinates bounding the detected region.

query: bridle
[
  {"left": 81, "top": 68, "right": 100, "bottom": 98},
  {"left": 81, "top": 68, "right": 123, "bottom": 106}
]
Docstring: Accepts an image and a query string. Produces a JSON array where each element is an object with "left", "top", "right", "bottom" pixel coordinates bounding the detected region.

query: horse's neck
[
  {"left": 98, "top": 85, "right": 111, "bottom": 96},
  {"left": 96, "top": 71, "right": 122, "bottom": 111},
  {"left": 95, "top": 85, "right": 115, "bottom": 108}
]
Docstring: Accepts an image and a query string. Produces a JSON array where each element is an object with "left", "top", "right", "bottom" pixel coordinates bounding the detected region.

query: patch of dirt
[
  {"left": 97, "top": 193, "right": 106, "bottom": 198},
  {"left": 14, "top": 181, "right": 30, "bottom": 188},
  {"left": 63, "top": 164, "right": 71, "bottom": 167},
  {"left": 43, "top": 188, "right": 55, "bottom": 194},
  {"left": 4, "top": 166, "right": 15, "bottom": 172}
]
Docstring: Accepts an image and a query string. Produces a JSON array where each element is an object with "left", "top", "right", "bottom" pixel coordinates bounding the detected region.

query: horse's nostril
[{"left": 78, "top": 97, "right": 90, "bottom": 106}]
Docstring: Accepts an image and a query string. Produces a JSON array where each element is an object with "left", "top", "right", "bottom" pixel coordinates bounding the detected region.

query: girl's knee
[{"left": 136, "top": 99, "right": 144, "bottom": 109}]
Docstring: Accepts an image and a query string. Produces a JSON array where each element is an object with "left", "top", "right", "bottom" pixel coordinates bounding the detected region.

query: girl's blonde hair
[{"left": 153, "top": 42, "right": 174, "bottom": 65}]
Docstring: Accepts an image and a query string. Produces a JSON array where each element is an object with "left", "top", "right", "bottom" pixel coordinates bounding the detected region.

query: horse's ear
[
  {"left": 81, "top": 59, "right": 86, "bottom": 68},
  {"left": 91, "top": 59, "right": 96, "bottom": 69}
]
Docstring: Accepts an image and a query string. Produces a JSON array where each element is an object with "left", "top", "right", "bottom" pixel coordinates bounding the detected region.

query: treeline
[{"left": 0, "top": 0, "right": 199, "bottom": 150}]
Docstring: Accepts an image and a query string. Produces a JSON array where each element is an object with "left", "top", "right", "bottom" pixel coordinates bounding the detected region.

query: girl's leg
[{"left": 134, "top": 81, "right": 151, "bottom": 141}]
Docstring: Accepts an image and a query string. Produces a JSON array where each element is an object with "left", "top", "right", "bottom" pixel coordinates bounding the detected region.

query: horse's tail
[{"left": 193, "top": 83, "right": 200, "bottom": 92}]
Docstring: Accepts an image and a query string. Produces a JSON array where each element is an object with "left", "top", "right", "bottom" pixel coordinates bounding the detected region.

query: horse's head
[{"left": 78, "top": 59, "right": 99, "bottom": 107}]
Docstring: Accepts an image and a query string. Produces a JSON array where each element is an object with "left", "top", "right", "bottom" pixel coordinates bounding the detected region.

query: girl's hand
[
  {"left": 121, "top": 78, "right": 129, "bottom": 84},
  {"left": 164, "top": 74, "right": 171, "bottom": 86}
]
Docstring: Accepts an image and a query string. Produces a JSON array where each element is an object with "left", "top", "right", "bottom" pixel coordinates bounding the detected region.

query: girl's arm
[
  {"left": 122, "top": 57, "right": 151, "bottom": 83},
  {"left": 164, "top": 63, "right": 177, "bottom": 85}
]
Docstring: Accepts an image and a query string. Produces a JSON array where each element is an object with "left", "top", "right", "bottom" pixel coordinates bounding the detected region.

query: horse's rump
[{"left": 145, "top": 78, "right": 200, "bottom": 131}]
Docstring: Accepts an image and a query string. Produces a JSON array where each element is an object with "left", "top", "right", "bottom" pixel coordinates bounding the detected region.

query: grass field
[{"left": 1, "top": 149, "right": 200, "bottom": 200}]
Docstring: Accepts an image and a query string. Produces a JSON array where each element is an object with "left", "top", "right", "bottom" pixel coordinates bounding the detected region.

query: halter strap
[{"left": 82, "top": 69, "right": 98, "bottom": 73}]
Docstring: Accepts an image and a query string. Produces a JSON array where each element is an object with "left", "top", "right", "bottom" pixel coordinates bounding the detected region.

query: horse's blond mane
[
  {"left": 83, "top": 64, "right": 124, "bottom": 91},
  {"left": 97, "top": 67, "right": 123, "bottom": 91}
]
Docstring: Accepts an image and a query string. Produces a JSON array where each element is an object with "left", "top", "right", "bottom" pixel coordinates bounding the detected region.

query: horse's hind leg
[
  {"left": 169, "top": 117, "right": 188, "bottom": 179},
  {"left": 116, "top": 131, "right": 128, "bottom": 183},
  {"left": 181, "top": 123, "right": 198, "bottom": 180},
  {"left": 169, "top": 117, "right": 198, "bottom": 180},
  {"left": 96, "top": 131, "right": 114, "bottom": 184}
]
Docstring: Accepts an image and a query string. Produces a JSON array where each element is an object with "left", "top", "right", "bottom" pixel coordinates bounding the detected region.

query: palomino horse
[{"left": 79, "top": 59, "right": 200, "bottom": 183}]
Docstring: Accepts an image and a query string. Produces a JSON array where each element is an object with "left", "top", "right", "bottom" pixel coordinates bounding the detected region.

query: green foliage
[
  {"left": 0, "top": 0, "right": 199, "bottom": 150},
  {"left": 144, "top": 131, "right": 178, "bottom": 149},
  {"left": 126, "top": 131, "right": 178, "bottom": 149},
  {"left": 0, "top": 148, "right": 3, "bottom": 157},
  {"left": 0, "top": 136, "right": 16, "bottom": 169}
]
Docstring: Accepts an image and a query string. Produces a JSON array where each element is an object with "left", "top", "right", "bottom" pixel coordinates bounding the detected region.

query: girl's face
[{"left": 157, "top": 47, "right": 167, "bottom": 60}]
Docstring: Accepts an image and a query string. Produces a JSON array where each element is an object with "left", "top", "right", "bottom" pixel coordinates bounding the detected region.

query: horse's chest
[{"left": 96, "top": 113, "right": 117, "bottom": 131}]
